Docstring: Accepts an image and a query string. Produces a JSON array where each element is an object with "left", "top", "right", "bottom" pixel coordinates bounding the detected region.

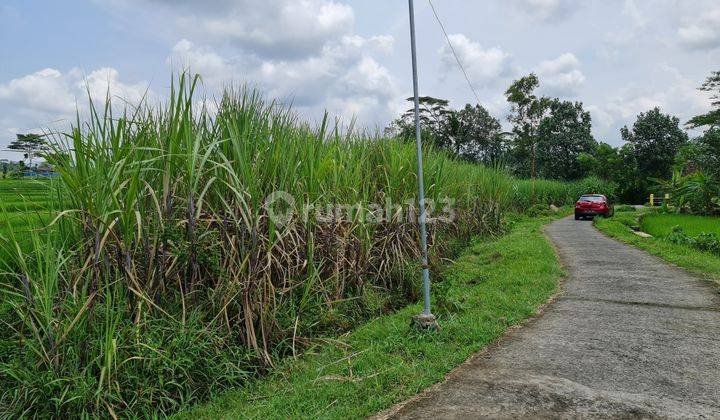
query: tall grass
[
  {"left": 0, "top": 74, "right": 513, "bottom": 417},
  {"left": 511, "top": 176, "right": 617, "bottom": 209}
]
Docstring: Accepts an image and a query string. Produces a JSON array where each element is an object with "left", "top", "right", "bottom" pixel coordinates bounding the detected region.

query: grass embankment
[
  {"left": 594, "top": 211, "right": 720, "bottom": 284},
  {"left": 640, "top": 213, "right": 720, "bottom": 237},
  {"left": 180, "top": 214, "right": 566, "bottom": 419}
]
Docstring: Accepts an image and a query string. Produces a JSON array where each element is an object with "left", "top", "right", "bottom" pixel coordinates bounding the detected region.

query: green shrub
[
  {"left": 663, "top": 225, "right": 720, "bottom": 256},
  {"left": 654, "top": 170, "right": 720, "bottom": 216},
  {"left": 666, "top": 225, "right": 693, "bottom": 246},
  {"left": 695, "top": 232, "right": 720, "bottom": 254},
  {"left": 524, "top": 203, "right": 553, "bottom": 217}
]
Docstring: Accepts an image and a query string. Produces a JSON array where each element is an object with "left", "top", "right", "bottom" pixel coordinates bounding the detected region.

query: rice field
[
  {"left": 0, "top": 179, "right": 54, "bottom": 241},
  {"left": 641, "top": 213, "right": 720, "bottom": 237}
]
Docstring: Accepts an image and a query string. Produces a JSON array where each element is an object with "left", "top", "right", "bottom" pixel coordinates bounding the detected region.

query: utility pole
[{"left": 408, "top": 0, "right": 439, "bottom": 330}]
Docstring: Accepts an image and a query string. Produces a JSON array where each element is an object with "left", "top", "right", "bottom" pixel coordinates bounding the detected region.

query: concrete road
[{"left": 384, "top": 217, "right": 720, "bottom": 419}]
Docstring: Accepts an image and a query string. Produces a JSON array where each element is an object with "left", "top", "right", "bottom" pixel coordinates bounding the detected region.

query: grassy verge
[
  {"left": 594, "top": 211, "right": 720, "bottom": 285},
  {"left": 178, "top": 213, "right": 566, "bottom": 419}
]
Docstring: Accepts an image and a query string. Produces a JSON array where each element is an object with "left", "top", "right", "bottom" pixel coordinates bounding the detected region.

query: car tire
[{"left": 574, "top": 214, "right": 580, "bottom": 220}]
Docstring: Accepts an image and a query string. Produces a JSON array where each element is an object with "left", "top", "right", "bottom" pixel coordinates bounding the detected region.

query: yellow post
[
  {"left": 665, "top": 193, "right": 670, "bottom": 200},
  {"left": 650, "top": 194, "right": 655, "bottom": 206}
]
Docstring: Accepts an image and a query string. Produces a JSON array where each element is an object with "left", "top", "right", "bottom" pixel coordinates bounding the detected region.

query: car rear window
[{"left": 579, "top": 196, "right": 604, "bottom": 203}]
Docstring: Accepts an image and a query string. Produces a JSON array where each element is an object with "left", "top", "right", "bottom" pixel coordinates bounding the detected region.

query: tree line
[{"left": 386, "top": 70, "right": 719, "bottom": 204}]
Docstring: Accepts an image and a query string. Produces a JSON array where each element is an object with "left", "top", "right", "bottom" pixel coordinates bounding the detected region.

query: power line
[{"left": 427, "top": 0, "right": 482, "bottom": 106}]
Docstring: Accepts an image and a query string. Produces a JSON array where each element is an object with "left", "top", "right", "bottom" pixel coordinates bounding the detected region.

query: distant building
[{"left": 24, "top": 164, "right": 59, "bottom": 177}]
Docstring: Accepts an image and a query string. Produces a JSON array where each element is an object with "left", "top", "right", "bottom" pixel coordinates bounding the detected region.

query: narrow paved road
[{"left": 386, "top": 217, "right": 720, "bottom": 419}]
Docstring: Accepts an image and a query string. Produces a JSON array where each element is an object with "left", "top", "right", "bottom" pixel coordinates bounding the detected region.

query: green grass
[
  {"left": 0, "top": 178, "right": 54, "bottom": 242},
  {"left": 640, "top": 213, "right": 720, "bottom": 237},
  {"left": 0, "top": 179, "right": 56, "bottom": 383},
  {"left": 594, "top": 211, "right": 720, "bottom": 285},
  {"left": 614, "top": 205, "right": 636, "bottom": 212},
  {"left": 177, "top": 214, "right": 566, "bottom": 419}
]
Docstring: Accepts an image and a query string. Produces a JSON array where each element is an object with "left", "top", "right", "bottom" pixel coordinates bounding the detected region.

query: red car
[{"left": 574, "top": 194, "right": 613, "bottom": 220}]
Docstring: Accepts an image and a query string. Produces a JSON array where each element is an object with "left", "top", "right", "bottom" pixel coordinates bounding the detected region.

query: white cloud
[
  {"left": 0, "top": 68, "right": 77, "bottom": 115},
  {"left": 589, "top": 96, "right": 663, "bottom": 131},
  {"left": 92, "top": 0, "right": 398, "bottom": 127},
  {"left": 83, "top": 67, "right": 151, "bottom": 107},
  {"left": 535, "top": 53, "right": 585, "bottom": 97},
  {"left": 588, "top": 66, "right": 712, "bottom": 143},
  {"left": 162, "top": 34, "right": 399, "bottom": 127},
  {"left": 439, "top": 34, "right": 511, "bottom": 86},
  {"left": 677, "top": 5, "right": 720, "bottom": 50},
  {"left": 622, "top": 0, "right": 648, "bottom": 29},
  {"left": 167, "top": 39, "right": 235, "bottom": 88},
  {"left": 254, "top": 36, "right": 399, "bottom": 122},
  {"left": 105, "top": 0, "right": 355, "bottom": 59},
  {"left": 0, "top": 67, "right": 150, "bottom": 146},
  {"left": 510, "top": 0, "right": 580, "bottom": 22},
  {"left": 481, "top": 94, "right": 513, "bottom": 122},
  {"left": 597, "top": 1, "right": 654, "bottom": 63},
  {"left": 340, "top": 56, "right": 395, "bottom": 98}
]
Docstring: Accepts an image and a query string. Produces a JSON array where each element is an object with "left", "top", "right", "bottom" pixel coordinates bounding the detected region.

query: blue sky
[{"left": 1, "top": 0, "right": 719, "bottom": 161}]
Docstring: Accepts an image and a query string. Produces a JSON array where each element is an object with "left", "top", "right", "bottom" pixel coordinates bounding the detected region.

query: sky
[{"left": 1, "top": 0, "right": 719, "bottom": 161}]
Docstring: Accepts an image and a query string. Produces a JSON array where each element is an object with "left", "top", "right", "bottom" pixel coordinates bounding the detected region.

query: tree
[
  {"left": 7, "top": 133, "right": 48, "bottom": 167},
  {"left": 505, "top": 73, "right": 550, "bottom": 178},
  {"left": 450, "top": 104, "right": 506, "bottom": 163},
  {"left": 621, "top": 108, "right": 688, "bottom": 181},
  {"left": 614, "top": 143, "right": 646, "bottom": 203},
  {"left": 585, "top": 142, "right": 621, "bottom": 180},
  {"left": 678, "top": 128, "right": 720, "bottom": 179},
  {"left": 697, "top": 128, "right": 720, "bottom": 178},
  {"left": 686, "top": 70, "right": 720, "bottom": 130},
  {"left": 387, "top": 96, "right": 454, "bottom": 149},
  {"left": 536, "top": 99, "right": 597, "bottom": 180},
  {"left": 386, "top": 98, "right": 506, "bottom": 163},
  {"left": 576, "top": 152, "right": 597, "bottom": 177}
]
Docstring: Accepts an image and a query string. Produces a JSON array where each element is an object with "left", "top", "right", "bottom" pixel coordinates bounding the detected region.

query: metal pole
[{"left": 408, "top": 0, "right": 435, "bottom": 324}]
